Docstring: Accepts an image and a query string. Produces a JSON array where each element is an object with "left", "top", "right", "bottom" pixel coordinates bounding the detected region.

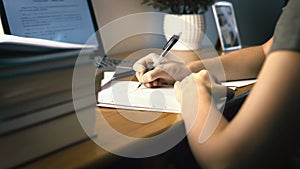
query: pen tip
[
  {"left": 177, "top": 32, "right": 182, "bottom": 37},
  {"left": 137, "top": 83, "right": 142, "bottom": 89}
]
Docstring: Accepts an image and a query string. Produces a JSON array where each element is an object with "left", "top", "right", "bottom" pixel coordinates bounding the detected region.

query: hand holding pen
[{"left": 136, "top": 33, "right": 181, "bottom": 88}]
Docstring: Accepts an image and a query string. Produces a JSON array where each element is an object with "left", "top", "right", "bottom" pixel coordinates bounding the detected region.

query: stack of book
[{"left": 0, "top": 35, "right": 100, "bottom": 169}]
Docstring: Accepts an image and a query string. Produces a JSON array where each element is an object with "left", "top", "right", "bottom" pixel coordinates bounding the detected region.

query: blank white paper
[{"left": 97, "top": 81, "right": 181, "bottom": 113}]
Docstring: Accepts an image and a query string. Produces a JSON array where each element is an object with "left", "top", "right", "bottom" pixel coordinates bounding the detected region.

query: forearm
[
  {"left": 186, "top": 51, "right": 300, "bottom": 169},
  {"left": 188, "top": 46, "right": 266, "bottom": 81}
]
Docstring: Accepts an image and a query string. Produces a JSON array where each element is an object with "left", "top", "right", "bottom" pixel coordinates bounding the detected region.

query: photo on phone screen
[{"left": 212, "top": 1, "right": 242, "bottom": 51}]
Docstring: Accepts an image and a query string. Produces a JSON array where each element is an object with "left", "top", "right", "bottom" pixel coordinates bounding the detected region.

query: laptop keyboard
[{"left": 94, "top": 56, "right": 136, "bottom": 70}]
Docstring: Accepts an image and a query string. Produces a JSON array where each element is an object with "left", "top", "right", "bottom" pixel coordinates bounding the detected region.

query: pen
[{"left": 137, "top": 33, "right": 181, "bottom": 88}]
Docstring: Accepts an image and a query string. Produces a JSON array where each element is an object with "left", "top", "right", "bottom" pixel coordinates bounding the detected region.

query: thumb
[{"left": 133, "top": 53, "right": 159, "bottom": 72}]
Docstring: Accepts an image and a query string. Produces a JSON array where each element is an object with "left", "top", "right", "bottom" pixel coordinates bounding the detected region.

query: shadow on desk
[{"left": 86, "top": 138, "right": 201, "bottom": 169}]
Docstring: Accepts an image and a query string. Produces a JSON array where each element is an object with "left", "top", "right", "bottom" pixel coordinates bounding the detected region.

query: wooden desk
[
  {"left": 19, "top": 108, "right": 183, "bottom": 169},
  {"left": 18, "top": 83, "right": 252, "bottom": 169}
]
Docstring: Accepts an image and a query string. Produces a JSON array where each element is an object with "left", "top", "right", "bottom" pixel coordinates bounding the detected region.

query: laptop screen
[{"left": 0, "top": 0, "right": 98, "bottom": 45}]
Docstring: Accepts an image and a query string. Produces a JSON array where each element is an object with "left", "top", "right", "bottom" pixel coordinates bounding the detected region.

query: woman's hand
[
  {"left": 174, "top": 70, "right": 230, "bottom": 143},
  {"left": 174, "top": 70, "right": 229, "bottom": 104},
  {"left": 133, "top": 53, "right": 192, "bottom": 88}
]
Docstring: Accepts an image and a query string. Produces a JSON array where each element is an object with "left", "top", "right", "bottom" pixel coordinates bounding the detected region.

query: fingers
[
  {"left": 133, "top": 52, "right": 189, "bottom": 87},
  {"left": 174, "top": 81, "right": 182, "bottom": 103},
  {"left": 135, "top": 71, "right": 143, "bottom": 82},
  {"left": 133, "top": 53, "right": 159, "bottom": 72},
  {"left": 133, "top": 53, "right": 163, "bottom": 88},
  {"left": 143, "top": 80, "right": 162, "bottom": 88},
  {"left": 142, "top": 68, "right": 167, "bottom": 82},
  {"left": 135, "top": 69, "right": 164, "bottom": 88},
  {"left": 193, "top": 70, "right": 229, "bottom": 100}
]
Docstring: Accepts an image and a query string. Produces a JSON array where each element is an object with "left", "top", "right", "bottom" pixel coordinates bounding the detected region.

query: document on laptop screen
[{"left": 2, "top": 0, "right": 96, "bottom": 44}]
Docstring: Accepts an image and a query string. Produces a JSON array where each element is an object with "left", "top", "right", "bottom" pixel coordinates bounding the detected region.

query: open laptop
[{"left": 0, "top": 0, "right": 135, "bottom": 71}]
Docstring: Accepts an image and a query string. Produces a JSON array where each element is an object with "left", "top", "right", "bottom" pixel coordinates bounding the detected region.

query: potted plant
[{"left": 141, "top": 0, "right": 215, "bottom": 50}]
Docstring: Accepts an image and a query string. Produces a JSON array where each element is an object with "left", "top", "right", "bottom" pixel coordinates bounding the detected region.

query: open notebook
[
  {"left": 97, "top": 72, "right": 256, "bottom": 113},
  {"left": 97, "top": 81, "right": 181, "bottom": 113}
]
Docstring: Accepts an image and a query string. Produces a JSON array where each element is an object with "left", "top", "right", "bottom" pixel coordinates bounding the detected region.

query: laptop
[{"left": 0, "top": 0, "right": 135, "bottom": 71}]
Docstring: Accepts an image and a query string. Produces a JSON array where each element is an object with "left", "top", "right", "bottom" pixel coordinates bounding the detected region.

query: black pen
[{"left": 137, "top": 33, "right": 181, "bottom": 88}]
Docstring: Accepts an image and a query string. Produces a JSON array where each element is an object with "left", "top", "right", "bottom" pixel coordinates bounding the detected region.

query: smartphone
[{"left": 212, "top": 1, "right": 242, "bottom": 52}]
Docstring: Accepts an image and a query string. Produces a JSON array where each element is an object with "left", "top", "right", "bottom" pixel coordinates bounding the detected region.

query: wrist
[{"left": 188, "top": 60, "right": 203, "bottom": 73}]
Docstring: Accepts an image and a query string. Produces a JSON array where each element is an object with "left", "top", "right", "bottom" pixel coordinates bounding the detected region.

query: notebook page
[{"left": 97, "top": 81, "right": 181, "bottom": 113}]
